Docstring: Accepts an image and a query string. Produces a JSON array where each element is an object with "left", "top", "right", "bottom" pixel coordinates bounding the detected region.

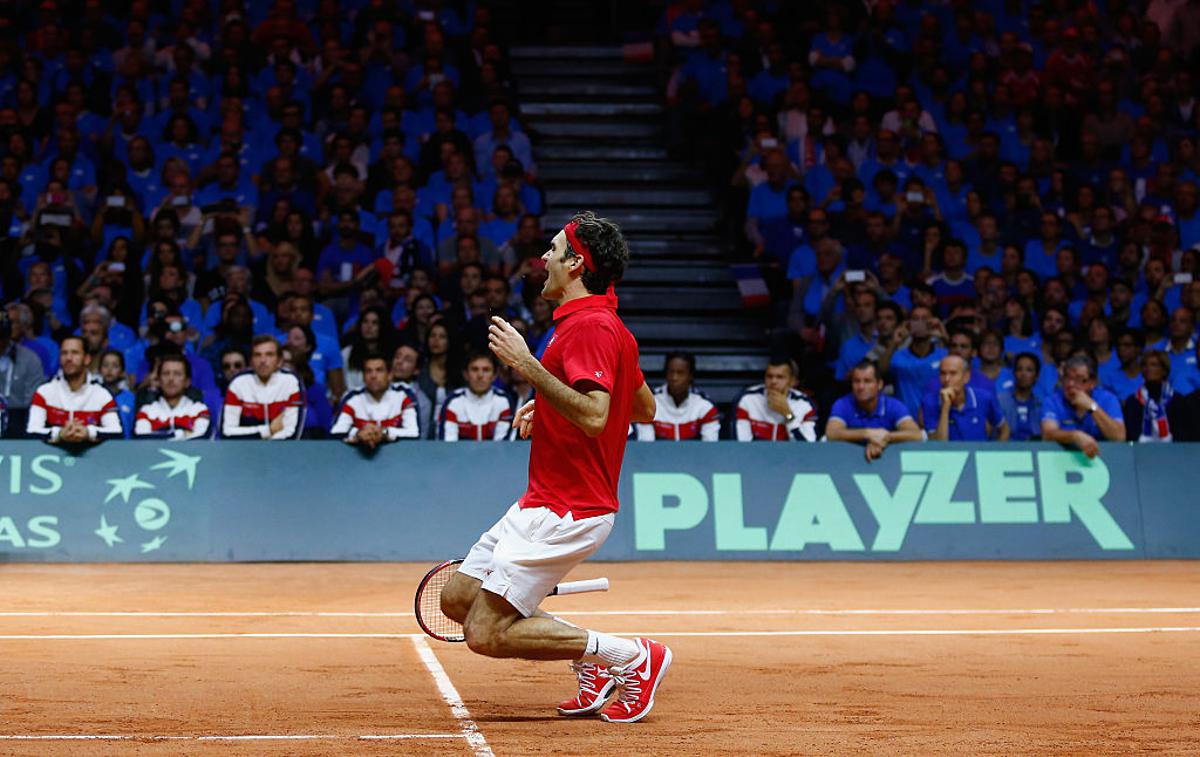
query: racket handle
[{"left": 551, "top": 577, "right": 609, "bottom": 596}]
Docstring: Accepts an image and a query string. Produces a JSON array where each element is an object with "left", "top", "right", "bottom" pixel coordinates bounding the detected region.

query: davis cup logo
[{"left": 94, "top": 449, "right": 201, "bottom": 554}]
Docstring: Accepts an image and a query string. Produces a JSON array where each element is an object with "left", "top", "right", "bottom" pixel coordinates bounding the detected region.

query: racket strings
[{"left": 417, "top": 563, "right": 464, "bottom": 641}]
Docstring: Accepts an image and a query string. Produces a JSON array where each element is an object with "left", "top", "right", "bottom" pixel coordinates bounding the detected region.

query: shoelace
[
  {"left": 569, "top": 662, "right": 605, "bottom": 696},
  {"left": 606, "top": 666, "right": 642, "bottom": 705}
]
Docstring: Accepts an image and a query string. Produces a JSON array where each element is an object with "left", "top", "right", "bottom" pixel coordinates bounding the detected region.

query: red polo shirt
[{"left": 519, "top": 293, "right": 643, "bottom": 519}]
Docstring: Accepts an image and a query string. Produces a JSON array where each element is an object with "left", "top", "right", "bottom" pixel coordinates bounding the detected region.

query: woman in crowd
[{"left": 341, "top": 305, "right": 398, "bottom": 391}]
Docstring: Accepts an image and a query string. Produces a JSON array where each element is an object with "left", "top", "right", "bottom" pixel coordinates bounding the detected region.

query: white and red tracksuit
[
  {"left": 134, "top": 394, "right": 211, "bottom": 440},
  {"left": 26, "top": 372, "right": 123, "bottom": 441},
  {"left": 734, "top": 384, "right": 818, "bottom": 441},
  {"left": 221, "top": 369, "right": 304, "bottom": 439},
  {"left": 635, "top": 384, "right": 720, "bottom": 441},
  {"left": 439, "top": 387, "right": 513, "bottom": 441},
  {"left": 331, "top": 385, "right": 420, "bottom": 441}
]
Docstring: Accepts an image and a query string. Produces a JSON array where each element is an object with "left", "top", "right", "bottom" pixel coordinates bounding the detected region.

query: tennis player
[{"left": 439, "top": 211, "right": 673, "bottom": 723}]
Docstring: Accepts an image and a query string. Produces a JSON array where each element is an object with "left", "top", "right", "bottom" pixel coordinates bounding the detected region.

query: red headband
[{"left": 563, "top": 221, "right": 596, "bottom": 272}]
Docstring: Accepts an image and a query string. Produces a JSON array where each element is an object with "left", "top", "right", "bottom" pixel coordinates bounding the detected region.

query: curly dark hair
[{"left": 564, "top": 211, "right": 630, "bottom": 295}]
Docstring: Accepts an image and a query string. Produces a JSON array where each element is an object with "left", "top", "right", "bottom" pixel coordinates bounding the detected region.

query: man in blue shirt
[
  {"left": 879, "top": 304, "right": 949, "bottom": 417},
  {"left": 1041, "top": 355, "right": 1126, "bottom": 458},
  {"left": 1100, "top": 328, "right": 1146, "bottom": 400},
  {"left": 921, "top": 355, "right": 1008, "bottom": 441},
  {"left": 746, "top": 149, "right": 797, "bottom": 254},
  {"left": 680, "top": 20, "right": 730, "bottom": 107},
  {"left": 316, "top": 210, "right": 378, "bottom": 301},
  {"left": 826, "top": 360, "right": 923, "bottom": 460}
]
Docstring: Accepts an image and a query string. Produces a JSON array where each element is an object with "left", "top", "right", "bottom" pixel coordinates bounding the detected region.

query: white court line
[
  {"left": 0, "top": 734, "right": 462, "bottom": 741},
  {"left": 411, "top": 636, "right": 494, "bottom": 757},
  {"left": 4, "top": 607, "right": 1200, "bottom": 618},
  {"left": 3, "top": 627, "right": 1200, "bottom": 640}
]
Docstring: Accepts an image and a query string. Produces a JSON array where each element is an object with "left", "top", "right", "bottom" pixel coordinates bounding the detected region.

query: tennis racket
[{"left": 414, "top": 559, "right": 610, "bottom": 642}]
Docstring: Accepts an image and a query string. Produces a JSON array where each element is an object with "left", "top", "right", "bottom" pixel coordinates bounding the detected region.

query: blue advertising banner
[
  {"left": 1132, "top": 444, "right": 1200, "bottom": 559},
  {"left": 0, "top": 441, "right": 1185, "bottom": 562}
]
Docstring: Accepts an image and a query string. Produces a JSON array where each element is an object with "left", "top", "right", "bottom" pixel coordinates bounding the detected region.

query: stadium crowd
[
  {"left": 2, "top": 0, "right": 1200, "bottom": 454},
  {"left": 0, "top": 0, "right": 554, "bottom": 442},
  {"left": 659, "top": 0, "right": 1200, "bottom": 452}
]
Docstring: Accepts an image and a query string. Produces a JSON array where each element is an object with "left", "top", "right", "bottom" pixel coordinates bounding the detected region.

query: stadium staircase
[{"left": 512, "top": 46, "right": 770, "bottom": 407}]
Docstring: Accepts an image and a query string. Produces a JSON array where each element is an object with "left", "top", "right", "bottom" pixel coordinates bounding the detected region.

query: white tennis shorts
[{"left": 458, "top": 503, "right": 614, "bottom": 618}]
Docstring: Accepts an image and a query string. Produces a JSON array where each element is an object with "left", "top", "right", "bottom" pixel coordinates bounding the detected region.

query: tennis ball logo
[{"left": 134, "top": 498, "right": 170, "bottom": 531}]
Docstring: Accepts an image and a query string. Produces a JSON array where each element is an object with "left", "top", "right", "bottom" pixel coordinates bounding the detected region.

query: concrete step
[
  {"left": 521, "top": 80, "right": 659, "bottom": 99},
  {"left": 538, "top": 161, "right": 702, "bottom": 184},
  {"left": 625, "top": 315, "right": 766, "bottom": 344},
  {"left": 538, "top": 144, "right": 669, "bottom": 161},
  {"left": 511, "top": 46, "right": 624, "bottom": 60},
  {"left": 543, "top": 208, "right": 720, "bottom": 233},
  {"left": 513, "top": 59, "right": 650, "bottom": 78},
  {"left": 639, "top": 351, "right": 769, "bottom": 376},
  {"left": 618, "top": 286, "right": 743, "bottom": 313},
  {"left": 549, "top": 187, "right": 711, "bottom": 208},
  {"left": 521, "top": 101, "right": 664, "bottom": 117},
  {"left": 530, "top": 120, "right": 664, "bottom": 140},
  {"left": 622, "top": 262, "right": 732, "bottom": 285},
  {"left": 625, "top": 238, "right": 727, "bottom": 257}
]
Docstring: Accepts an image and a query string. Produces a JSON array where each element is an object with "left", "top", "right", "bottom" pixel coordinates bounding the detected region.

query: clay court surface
[{"left": 2, "top": 562, "right": 1200, "bottom": 755}]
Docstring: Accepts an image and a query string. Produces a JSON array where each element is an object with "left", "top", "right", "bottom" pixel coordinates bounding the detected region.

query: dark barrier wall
[{"left": 0, "top": 442, "right": 1191, "bottom": 562}]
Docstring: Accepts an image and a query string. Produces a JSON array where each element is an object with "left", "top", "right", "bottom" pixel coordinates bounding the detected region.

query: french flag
[{"left": 731, "top": 264, "right": 771, "bottom": 308}]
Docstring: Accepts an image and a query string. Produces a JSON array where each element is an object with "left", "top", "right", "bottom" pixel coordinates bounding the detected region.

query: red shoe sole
[{"left": 556, "top": 678, "right": 616, "bottom": 716}]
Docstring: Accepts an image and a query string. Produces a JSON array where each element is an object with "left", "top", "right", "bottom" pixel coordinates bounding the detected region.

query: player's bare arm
[
  {"left": 489, "top": 315, "right": 613, "bottom": 437},
  {"left": 632, "top": 381, "right": 656, "bottom": 423}
]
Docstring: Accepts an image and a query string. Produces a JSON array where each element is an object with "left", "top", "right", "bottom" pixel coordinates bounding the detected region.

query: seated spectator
[
  {"left": 283, "top": 323, "right": 340, "bottom": 399},
  {"left": 924, "top": 328, "right": 996, "bottom": 397},
  {"left": 134, "top": 354, "right": 210, "bottom": 440},
  {"left": 826, "top": 360, "right": 922, "bottom": 460},
  {"left": 927, "top": 239, "right": 975, "bottom": 317},
  {"left": 1123, "top": 350, "right": 1186, "bottom": 443},
  {"left": 635, "top": 352, "right": 720, "bottom": 441},
  {"left": 1101, "top": 328, "right": 1146, "bottom": 401},
  {"left": 315, "top": 209, "right": 379, "bottom": 315},
  {"left": 997, "top": 353, "right": 1045, "bottom": 442},
  {"left": 27, "top": 335, "right": 122, "bottom": 443},
  {"left": 97, "top": 348, "right": 136, "bottom": 437},
  {"left": 7, "top": 302, "right": 58, "bottom": 376},
  {"left": 331, "top": 355, "right": 420, "bottom": 446},
  {"left": 878, "top": 304, "right": 949, "bottom": 417},
  {"left": 221, "top": 335, "right": 303, "bottom": 440},
  {"left": 745, "top": 149, "right": 797, "bottom": 255},
  {"left": 735, "top": 359, "right": 817, "bottom": 441},
  {"left": 1040, "top": 355, "right": 1126, "bottom": 458},
  {"left": 1161, "top": 306, "right": 1199, "bottom": 390},
  {"left": 439, "top": 351, "right": 513, "bottom": 441},
  {"left": 921, "top": 355, "right": 1009, "bottom": 441},
  {"left": 418, "top": 320, "right": 464, "bottom": 427},
  {"left": 342, "top": 306, "right": 397, "bottom": 391},
  {"left": 974, "top": 330, "right": 1015, "bottom": 395},
  {"left": 389, "top": 342, "right": 433, "bottom": 439},
  {"left": 0, "top": 308, "right": 46, "bottom": 433}
]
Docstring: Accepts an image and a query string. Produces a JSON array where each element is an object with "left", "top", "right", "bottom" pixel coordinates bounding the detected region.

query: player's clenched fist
[
  {"left": 513, "top": 399, "right": 535, "bottom": 439},
  {"left": 488, "top": 316, "right": 532, "bottom": 369}
]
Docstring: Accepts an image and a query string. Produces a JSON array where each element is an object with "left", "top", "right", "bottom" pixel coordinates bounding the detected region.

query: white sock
[{"left": 580, "top": 630, "right": 641, "bottom": 668}]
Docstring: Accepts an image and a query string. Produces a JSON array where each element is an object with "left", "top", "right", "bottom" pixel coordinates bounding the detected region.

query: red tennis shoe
[
  {"left": 599, "top": 638, "right": 673, "bottom": 724},
  {"left": 556, "top": 662, "right": 616, "bottom": 716}
]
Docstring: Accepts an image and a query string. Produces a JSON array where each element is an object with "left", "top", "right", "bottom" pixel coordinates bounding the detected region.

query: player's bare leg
[
  {"left": 440, "top": 572, "right": 618, "bottom": 715},
  {"left": 461, "top": 588, "right": 672, "bottom": 723}
]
